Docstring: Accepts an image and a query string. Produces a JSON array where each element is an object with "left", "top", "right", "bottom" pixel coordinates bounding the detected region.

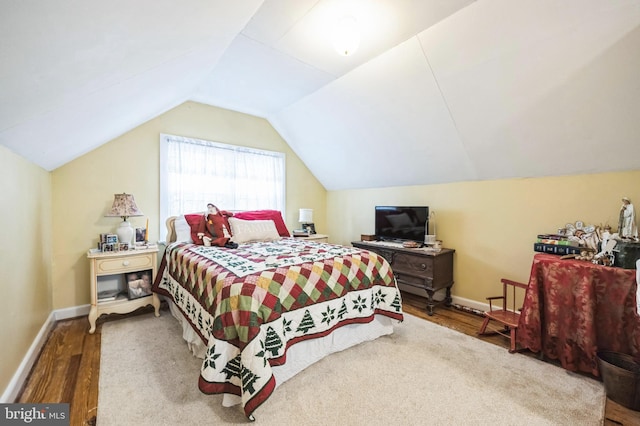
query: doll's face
[{"left": 207, "top": 204, "right": 217, "bottom": 215}]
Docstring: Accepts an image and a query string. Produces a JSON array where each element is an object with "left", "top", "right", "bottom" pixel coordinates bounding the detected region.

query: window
[{"left": 160, "top": 134, "right": 285, "bottom": 240}]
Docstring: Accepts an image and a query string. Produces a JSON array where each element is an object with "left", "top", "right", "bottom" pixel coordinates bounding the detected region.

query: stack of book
[
  {"left": 534, "top": 234, "right": 582, "bottom": 255},
  {"left": 97, "top": 289, "right": 122, "bottom": 302}
]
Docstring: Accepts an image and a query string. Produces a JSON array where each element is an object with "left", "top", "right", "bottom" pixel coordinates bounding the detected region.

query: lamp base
[{"left": 116, "top": 220, "right": 134, "bottom": 247}]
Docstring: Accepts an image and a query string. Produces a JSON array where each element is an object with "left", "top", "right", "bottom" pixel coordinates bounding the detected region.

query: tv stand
[{"left": 352, "top": 241, "right": 455, "bottom": 315}]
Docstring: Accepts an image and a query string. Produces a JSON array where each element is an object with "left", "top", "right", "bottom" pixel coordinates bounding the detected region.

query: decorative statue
[
  {"left": 197, "top": 203, "right": 236, "bottom": 247},
  {"left": 618, "top": 197, "right": 638, "bottom": 239}
]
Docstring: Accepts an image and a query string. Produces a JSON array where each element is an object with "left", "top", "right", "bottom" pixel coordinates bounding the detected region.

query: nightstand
[
  {"left": 294, "top": 233, "right": 329, "bottom": 243},
  {"left": 87, "top": 247, "right": 161, "bottom": 333}
]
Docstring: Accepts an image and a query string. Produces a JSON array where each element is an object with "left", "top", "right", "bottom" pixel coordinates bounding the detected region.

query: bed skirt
[{"left": 167, "top": 300, "right": 396, "bottom": 407}]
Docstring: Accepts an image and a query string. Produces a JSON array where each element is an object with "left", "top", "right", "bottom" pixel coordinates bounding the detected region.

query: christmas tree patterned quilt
[{"left": 153, "top": 239, "right": 404, "bottom": 419}]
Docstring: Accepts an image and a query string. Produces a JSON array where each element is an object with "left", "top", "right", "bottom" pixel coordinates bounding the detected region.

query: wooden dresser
[{"left": 352, "top": 241, "right": 455, "bottom": 315}]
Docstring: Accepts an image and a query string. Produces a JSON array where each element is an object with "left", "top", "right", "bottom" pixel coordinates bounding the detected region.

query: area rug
[{"left": 98, "top": 312, "right": 604, "bottom": 425}]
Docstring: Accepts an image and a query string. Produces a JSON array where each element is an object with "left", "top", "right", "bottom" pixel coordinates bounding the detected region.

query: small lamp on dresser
[
  {"left": 299, "top": 208, "right": 314, "bottom": 234},
  {"left": 105, "top": 193, "right": 144, "bottom": 246}
]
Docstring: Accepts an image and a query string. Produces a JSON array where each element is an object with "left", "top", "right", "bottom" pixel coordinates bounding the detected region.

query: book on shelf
[
  {"left": 533, "top": 243, "right": 582, "bottom": 255},
  {"left": 536, "top": 238, "right": 579, "bottom": 246},
  {"left": 536, "top": 234, "right": 569, "bottom": 240},
  {"left": 97, "top": 289, "right": 122, "bottom": 301}
]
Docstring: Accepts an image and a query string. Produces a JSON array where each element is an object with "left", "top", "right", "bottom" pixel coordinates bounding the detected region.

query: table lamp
[
  {"left": 299, "top": 208, "right": 313, "bottom": 234},
  {"left": 105, "top": 193, "right": 144, "bottom": 247}
]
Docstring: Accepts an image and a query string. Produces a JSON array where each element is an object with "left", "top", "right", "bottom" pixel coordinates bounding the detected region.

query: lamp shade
[
  {"left": 299, "top": 208, "right": 313, "bottom": 223},
  {"left": 105, "top": 193, "right": 144, "bottom": 220}
]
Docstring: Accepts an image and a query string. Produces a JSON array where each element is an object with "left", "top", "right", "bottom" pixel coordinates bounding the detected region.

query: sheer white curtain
[{"left": 159, "top": 134, "right": 285, "bottom": 240}]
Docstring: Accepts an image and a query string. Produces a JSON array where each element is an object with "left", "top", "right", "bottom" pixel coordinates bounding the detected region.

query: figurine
[
  {"left": 197, "top": 203, "right": 235, "bottom": 247},
  {"left": 618, "top": 197, "right": 638, "bottom": 239}
]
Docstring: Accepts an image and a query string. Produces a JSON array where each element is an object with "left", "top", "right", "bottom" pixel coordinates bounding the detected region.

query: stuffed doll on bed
[{"left": 197, "top": 203, "right": 238, "bottom": 248}]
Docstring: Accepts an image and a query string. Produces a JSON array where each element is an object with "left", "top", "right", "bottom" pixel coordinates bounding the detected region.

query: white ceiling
[{"left": 1, "top": 0, "right": 639, "bottom": 190}]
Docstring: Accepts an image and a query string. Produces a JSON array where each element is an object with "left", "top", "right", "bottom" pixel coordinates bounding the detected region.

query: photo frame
[
  {"left": 135, "top": 227, "right": 147, "bottom": 243},
  {"left": 303, "top": 223, "right": 316, "bottom": 234},
  {"left": 126, "top": 270, "right": 153, "bottom": 299}
]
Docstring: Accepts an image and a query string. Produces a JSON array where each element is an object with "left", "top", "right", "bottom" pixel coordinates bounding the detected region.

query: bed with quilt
[{"left": 152, "top": 210, "right": 404, "bottom": 420}]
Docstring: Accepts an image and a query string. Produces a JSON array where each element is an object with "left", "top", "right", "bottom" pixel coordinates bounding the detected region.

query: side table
[{"left": 87, "top": 247, "right": 160, "bottom": 333}]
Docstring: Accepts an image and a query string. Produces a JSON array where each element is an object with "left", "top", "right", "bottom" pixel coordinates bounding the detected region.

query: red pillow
[
  {"left": 184, "top": 213, "right": 204, "bottom": 244},
  {"left": 234, "top": 210, "right": 290, "bottom": 237}
]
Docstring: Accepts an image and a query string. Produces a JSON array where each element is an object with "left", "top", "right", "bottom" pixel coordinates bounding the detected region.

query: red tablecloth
[{"left": 517, "top": 253, "right": 640, "bottom": 376}]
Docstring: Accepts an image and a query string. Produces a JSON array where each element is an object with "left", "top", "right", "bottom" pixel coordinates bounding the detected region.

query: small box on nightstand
[{"left": 361, "top": 234, "right": 376, "bottom": 241}]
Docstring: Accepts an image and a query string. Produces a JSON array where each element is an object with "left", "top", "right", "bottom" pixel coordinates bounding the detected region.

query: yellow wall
[
  {"left": 0, "top": 145, "right": 52, "bottom": 395},
  {"left": 51, "top": 101, "right": 327, "bottom": 309},
  {"left": 328, "top": 171, "right": 640, "bottom": 304},
  {"left": 51, "top": 98, "right": 640, "bottom": 311}
]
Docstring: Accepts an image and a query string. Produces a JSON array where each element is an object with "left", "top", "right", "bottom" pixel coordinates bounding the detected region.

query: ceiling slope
[
  {"left": 1, "top": 0, "right": 639, "bottom": 192},
  {"left": 271, "top": 0, "right": 640, "bottom": 190},
  {"left": 0, "top": 0, "right": 263, "bottom": 170},
  {"left": 269, "top": 36, "right": 477, "bottom": 190},
  {"left": 191, "top": 0, "right": 474, "bottom": 117}
]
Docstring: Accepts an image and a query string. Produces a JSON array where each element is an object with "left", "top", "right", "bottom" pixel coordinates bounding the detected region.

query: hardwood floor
[{"left": 16, "top": 292, "right": 640, "bottom": 425}]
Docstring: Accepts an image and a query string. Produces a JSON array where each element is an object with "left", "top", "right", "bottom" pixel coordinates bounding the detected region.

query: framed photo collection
[{"left": 98, "top": 233, "right": 130, "bottom": 252}]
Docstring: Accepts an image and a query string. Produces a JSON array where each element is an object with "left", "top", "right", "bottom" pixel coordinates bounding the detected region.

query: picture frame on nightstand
[
  {"left": 303, "top": 223, "right": 316, "bottom": 234},
  {"left": 126, "top": 270, "right": 153, "bottom": 299},
  {"left": 135, "top": 227, "right": 146, "bottom": 243}
]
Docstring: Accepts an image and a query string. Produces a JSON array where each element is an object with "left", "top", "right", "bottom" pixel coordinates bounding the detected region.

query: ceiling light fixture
[{"left": 333, "top": 15, "right": 360, "bottom": 56}]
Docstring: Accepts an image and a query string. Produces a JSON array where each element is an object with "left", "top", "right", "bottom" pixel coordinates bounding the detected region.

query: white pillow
[
  {"left": 228, "top": 218, "right": 280, "bottom": 244},
  {"left": 174, "top": 215, "right": 194, "bottom": 243}
]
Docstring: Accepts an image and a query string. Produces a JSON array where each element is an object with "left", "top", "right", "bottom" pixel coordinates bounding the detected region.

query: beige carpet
[{"left": 98, "top": 311, "right": 604, "bottom": 425}]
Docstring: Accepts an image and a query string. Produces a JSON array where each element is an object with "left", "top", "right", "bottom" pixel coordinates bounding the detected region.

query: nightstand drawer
[{"left": 96, "top": 254, "right": 154, "bottom": 274}]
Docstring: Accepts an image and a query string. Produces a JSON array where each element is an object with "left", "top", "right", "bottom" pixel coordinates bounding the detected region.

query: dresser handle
[
  {"left": 122, "top": 260, "right": 130, "bottom": 266},
  {"left": 421, "top": 263, "right": 426, "bottom": 270}
]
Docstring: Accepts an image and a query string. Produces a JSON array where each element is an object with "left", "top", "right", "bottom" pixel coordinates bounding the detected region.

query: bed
[{"left": 152, "top": 213, "right": 404, "bottom": 420}]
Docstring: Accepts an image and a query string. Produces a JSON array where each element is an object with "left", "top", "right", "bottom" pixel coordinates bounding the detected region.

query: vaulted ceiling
[{"left": 2, "top": 0, "right": 639, "bottom": 190}]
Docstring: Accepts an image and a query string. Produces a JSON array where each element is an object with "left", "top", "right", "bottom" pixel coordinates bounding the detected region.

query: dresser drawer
[
  {"left": 372, "top": 248, "right": 394, "bottom": 263},
  {"left": 391, "top": 253, "right": 433, "bottom": 277},
  {"left": 96, "top": 253, "right": 154, "bottom": 274},
  {"left": 396, "top": 272, "right": 433, "bottom": 289}
]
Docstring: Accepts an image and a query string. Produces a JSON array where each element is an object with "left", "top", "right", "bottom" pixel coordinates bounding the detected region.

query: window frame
[{"left": 159, "top": 133, "right": 286, "bottom": 241}]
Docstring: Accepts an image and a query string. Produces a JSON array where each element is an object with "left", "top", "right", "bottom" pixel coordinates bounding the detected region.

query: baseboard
[
  {"left": 0, "top": 304, "right": 90, "bottom": 403},
  {"left": 54, "top": 304, "right": 90, "bottom": 321},
  {"left": 1, "top": 311, "right": 56, "bottom": 403},
  {"left": 451, "top": 295, "right": 490, "bottom": 315},
  {"left": 399, "top": 283, "right": 489, "bottom": 314}
]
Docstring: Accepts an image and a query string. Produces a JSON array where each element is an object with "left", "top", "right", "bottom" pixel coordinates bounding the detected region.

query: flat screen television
[{"left": 375, "top": 206, "right": 429, "bottom": 243}]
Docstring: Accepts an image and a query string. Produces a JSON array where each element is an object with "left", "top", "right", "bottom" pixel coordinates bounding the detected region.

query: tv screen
[{"left": 375, "top": 206, "right": 429, "bottom": 243}]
